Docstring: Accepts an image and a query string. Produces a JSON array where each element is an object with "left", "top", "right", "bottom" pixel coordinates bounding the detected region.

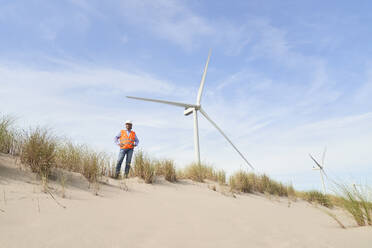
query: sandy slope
[{"left": 0, "top": 154, "right": 371, "bottom": 248}]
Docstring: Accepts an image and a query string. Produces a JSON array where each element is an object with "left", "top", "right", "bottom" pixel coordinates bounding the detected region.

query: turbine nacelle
[{"left": 184, "top": 107, "right": 194, "bottom": 116}]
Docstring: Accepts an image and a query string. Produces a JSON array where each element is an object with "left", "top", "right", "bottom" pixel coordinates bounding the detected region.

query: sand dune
[{"left": 0, "top": 153, "right": 371, "bottom": 248}]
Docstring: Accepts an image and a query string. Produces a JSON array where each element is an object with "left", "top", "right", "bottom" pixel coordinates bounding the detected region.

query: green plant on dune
[
  {"left": 162, "top": 159, "right": 177, "bottom": 182},
  {"left": 229, "top": 171, "right": 293, "bottom": 197},
  {"left": 178, "top": 162, "right": 225, "bottom": 184},
  {"left": 55, "top": 142, "right": 85, "bottom": 172},
  {"left": 334, "top": 183, "right": 372, "bottom": 226},
  {"left": 133, "top": 150, "right": 155, "bottom": 183},
  {"left": 300, "top": 190, "right": 333, "bottom": 208},
  {"left": 81, "top": 151, "right": 103, "bottom": 186},
  {"left": 21, "top": 128, "right": 57, "bottom": 175},
  {"left": 216, "top": 170, "right": 226, "bottom": 185},
  {"left": 229, "top": 171, "right": 253, "bottom": 193},
  {"left": 20, "top": 127, "right": 57, "bottom": 191},
  {"left": 0, "top": 115, "right": 18, "bottom": 154},
  {"left": 183, "top": 163, "right": 205, "bottom": 182},
  {"left": 152, "top": 159, "right": 177, "bottom": 182}
]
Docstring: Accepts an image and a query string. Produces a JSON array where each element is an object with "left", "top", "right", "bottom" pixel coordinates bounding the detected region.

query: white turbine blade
[
  {"left": 127, "top": 96, "right": 196, "bottom": 108},
  {"left": 309, "top": 154, "right": 323, "bottom": 170},
  {"left": 321, "top": 146, "right": 327, "bottom": 167},
  {"left": 199, "top": 108, "right": 254, "bottom": 170},
  {"left": 196, "top": 50, "right": 212, "bottom": 105}
]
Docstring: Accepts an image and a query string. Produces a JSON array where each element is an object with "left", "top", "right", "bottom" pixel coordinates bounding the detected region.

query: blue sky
[{"left": 1, "top": 0, "right": 372, "bottom": 190}]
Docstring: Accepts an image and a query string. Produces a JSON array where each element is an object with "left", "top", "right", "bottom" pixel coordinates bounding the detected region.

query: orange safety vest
[{"left": 119, "top": 130, "right": 136, "bottom": 149}]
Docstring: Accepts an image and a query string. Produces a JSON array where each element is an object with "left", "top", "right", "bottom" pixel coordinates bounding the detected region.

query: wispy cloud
[
  {"left": 354, "top": 64, "right": 372, "bottom": 104},
  {"left": 119, "top": 0, "right": 214, "bottom": 49},
  {"left": 0, "top": 62, "right": 176, "bottom": 96}
]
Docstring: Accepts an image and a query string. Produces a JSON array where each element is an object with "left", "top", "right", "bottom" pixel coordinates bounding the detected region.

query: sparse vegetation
[
  {"left": 0, "top": 115, "right": 20, "bottom": 155},
  {"left": 334, "top": 183, "right": 372, "bottom": 226},
  {"left": 55, "top": 142, "right": 85, "bottom": 172},
  {"left": 299, "top": 190, "right": 333, "bottom": 208},
  {"left": 20, "top": 128, "right": 57, "bottom": 192},
  {"left": 178, "top": 162, "right": 226, "bottom": 184},
  {"left": 153, "top": 159, "right": 177, "bottom": 182},
  {"left": 21, "top": 128, "right": 57, "bottom": 176},
  {"left": 133, "top": 150, "right": 155, "bottom": 183},
  {"left": 0, "top": 114, "right": 112, "bottom": 194},
  {"left": 229, "top": 171, "right": 293, "bottom": 197},
  {"left": 81, "top": 150, "right": 104, "bottom": 186},
  {"left": 229, "top": 171, "right": 253, "bottom": 193}
]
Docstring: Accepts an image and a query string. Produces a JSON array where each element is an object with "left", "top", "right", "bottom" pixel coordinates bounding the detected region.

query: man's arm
[
  {"left": 114, "top": 132, "right": 121, "bottom": 146},
  {"left": 134, "top": 134, "right": 139, "bottom": 146}
]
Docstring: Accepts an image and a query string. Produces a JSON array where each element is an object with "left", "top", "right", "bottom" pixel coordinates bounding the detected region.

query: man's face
[{"left": 126, "top": 123, "right": 132, "bottom": 130}]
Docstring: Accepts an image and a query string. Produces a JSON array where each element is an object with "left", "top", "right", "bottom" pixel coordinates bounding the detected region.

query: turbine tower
[
  {"left": 309, "top": 147, "right": 327, "bottom": 194},
  {"left": 127, "top": 51, "right": 254, "bottom": 170}
]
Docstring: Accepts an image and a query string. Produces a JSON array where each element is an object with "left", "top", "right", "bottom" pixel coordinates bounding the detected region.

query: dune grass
[
  {"left": 20, "top": 128, "right": 57, "bottom": 175},
  {"left": 0, "top": 114, "right": 116, "bottom": 191},
  {"left": 297, "top": 190, "right": 333, "bottom": 208},
  {"left": 229, "top": 171, "right": 253, "bottom": 193},
  {"left": 55, "top": 142, "right": 85, "bottom": 172},
  {"left": 153, "top": 159, "right": 177, "bottom": 182},
  {"left": 229, "top": 171, "right": 294, "bottom": 197},
  {"left": 333, "top": 183, "right": 372, "bottom": 226},
  {"left": 81, "top": 151, "right": 105, "bottom": 186},
  {"left": 178, "top": 162, "right": 226, "bottom": 184},
  {"left": 55, "top": 142, "right": 109, "bottom": 186},
  {"left": 20, "top": 127, "right": 57, "bottom": 191},
  {"left": 132, "top": 150, "right": 155, "bottom": 183},
  {"left": 0, "top": 115, "right": 20, "bottom": 155}
]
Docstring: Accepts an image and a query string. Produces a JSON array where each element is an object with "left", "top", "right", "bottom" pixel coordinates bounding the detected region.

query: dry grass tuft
[
  {"left": 179, "top": 163, "right": 226, "bottom": 184},
  {"left": 0, "top": 115, "right": 21, "bottom": 155},
  {"left": 229, "top": 171, "right": 293, "bottom": 197},
  {"left": 229, "top": 171, "right": 253, "bottom": 193},
  {"left": 133, "top": 150, "right": 155, "bottom": 183},
  {"left": 55, "top": 141, "right": 110, "bottom": 193},
  {"left": 299, "top": 190, "right": 333, "bottom": 208},
  {"left": 153, "top": 159, "right": 177, "bottom": 182},
  {"left": 55, "top": 142, "right": 85, "bottom": 172},
  {"left": 20, "top": 128, "right": 57, "bottom": 177},
  {"left": 334, "top": 183, "right": 372, "bottom": 226},
  {"left": 20, "top": 127, "right": 57, "bottom": 192}
]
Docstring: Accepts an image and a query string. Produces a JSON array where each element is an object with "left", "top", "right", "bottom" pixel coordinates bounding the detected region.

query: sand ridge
[{"left": 0, "top": 154, "right": 371, "bottom": 248}]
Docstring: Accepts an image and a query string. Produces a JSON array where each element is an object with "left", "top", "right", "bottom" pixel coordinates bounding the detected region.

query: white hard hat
[{"left": 125, "top": 120, "right": 133, "bottom": 125}]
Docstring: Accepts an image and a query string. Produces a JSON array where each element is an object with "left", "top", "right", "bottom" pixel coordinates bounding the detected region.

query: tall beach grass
[
  {"left": 132, "top": 150, "right": 155, "bottom": 183},
  {"left": 229, "top": 171, "right": 294, "bottom": 197},
  {"left": 178, "top": 162, "right": 226, "bottom": 184},
  {"left": 297, "top": 190, "right": 333, "bottom": 208},
  {"left": 20, "top": 127, "right": 57, "bottom": 191},
  {"left": 0, "top": 115, "right": 22, "bottom": 155},
  {"left": 153, "top": 159, "right": 177, "bottom": 182},
  {"left": 333, "top": 183, "right": 372, "bottom": 226}
]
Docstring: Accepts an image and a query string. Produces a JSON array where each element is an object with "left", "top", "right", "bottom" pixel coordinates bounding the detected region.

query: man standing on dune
[{"left": 114, "top": 120, "right": 139, "bottom": 179}]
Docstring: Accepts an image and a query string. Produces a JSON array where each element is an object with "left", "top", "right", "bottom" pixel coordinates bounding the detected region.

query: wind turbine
[
  {"left": 309, "top": 147, "right": 327, "bottom": 194},
  {"left": 127, "top": 51, "right": 254, "bottom": 170}
]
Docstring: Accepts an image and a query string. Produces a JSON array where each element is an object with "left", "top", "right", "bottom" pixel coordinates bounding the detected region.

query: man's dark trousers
[{"left": 115, "top": 148, "right": 134, "bottom": 177}]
